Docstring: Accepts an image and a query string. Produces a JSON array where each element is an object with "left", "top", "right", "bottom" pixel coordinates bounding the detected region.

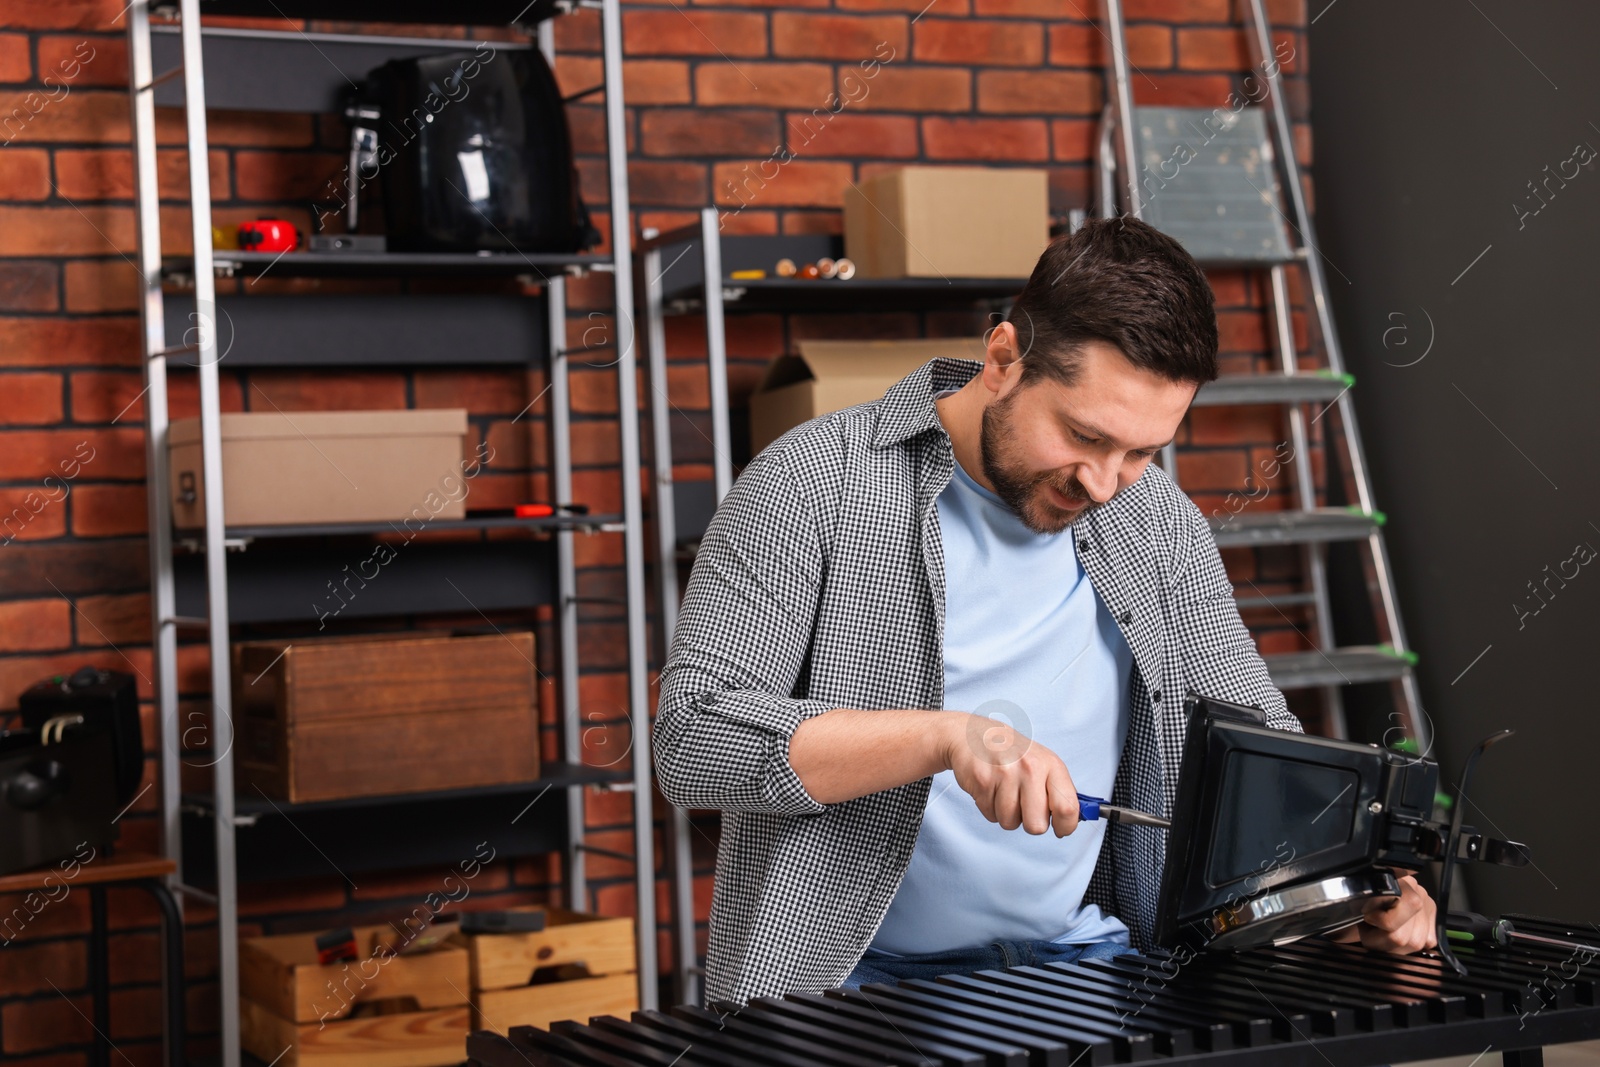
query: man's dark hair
[{"left": 1005, "top": 216, "right": 1219, "bottom": 386}]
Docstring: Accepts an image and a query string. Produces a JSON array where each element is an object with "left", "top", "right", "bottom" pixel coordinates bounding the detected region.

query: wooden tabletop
[{"left": 0, "top": 850, "right": 176, "bottom": 894}]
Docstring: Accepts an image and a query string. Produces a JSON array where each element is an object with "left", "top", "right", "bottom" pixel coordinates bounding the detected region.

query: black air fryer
[
  {"left": 3, "top": 668, "right": 141, "bottom": 875},
  {"left": 356, "top": 46, "right": 599, "bottom": 254}
]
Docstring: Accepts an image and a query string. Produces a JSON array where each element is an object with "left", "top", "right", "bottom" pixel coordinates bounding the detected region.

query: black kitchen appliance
[
  {"left": 346, "top": 45, "right": 599, "bottom": 254},
  {"left": 2, "top": 668, "right": 142, "bottom": 875},
  {"left": 1155, "top": 692, "right": 1530, "bottom": 974},
  {"left": 20, "top": 667, "right": 143, "bottom": 807}
]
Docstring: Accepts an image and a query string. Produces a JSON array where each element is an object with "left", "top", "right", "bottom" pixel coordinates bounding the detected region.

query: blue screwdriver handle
[{"left": 1077, "top": 793, "right": 1103, "bottom": 820}]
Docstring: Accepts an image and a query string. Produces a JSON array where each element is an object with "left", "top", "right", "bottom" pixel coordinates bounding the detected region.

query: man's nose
[{"left": 1077, "top": 460, "right": 1118, "bottom": 503}]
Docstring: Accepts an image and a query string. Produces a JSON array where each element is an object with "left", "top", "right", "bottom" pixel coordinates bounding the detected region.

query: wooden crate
[
  {"left": 458, "top": 907, "right": 635, "bottom": 991},
  {"left": 456, "top": 907, "right": 637, "bottom": 1032},
  {"left": 471, "top": 974, "right": 637, "bottom": 1035},
  {"left": 239, "top": 924, "right": 471, "bottom": 1067},
  {"left": 240, "top": 999, "right": 469, "bottom": 1067},
  {"left": 233, "top": 631, "right": 537, "bottom": 803},
  {"left": 240, "top": 923, "right": 469, "bottom": 1023}
]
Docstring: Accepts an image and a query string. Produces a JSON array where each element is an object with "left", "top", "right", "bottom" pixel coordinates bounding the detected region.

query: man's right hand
[{"left": 939, "top": 713, "right": 1082, "bottom": 837}]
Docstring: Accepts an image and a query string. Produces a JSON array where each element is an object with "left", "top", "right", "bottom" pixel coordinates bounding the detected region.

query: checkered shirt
[{"left": 653, "top": 356, "right": 1303, "bottom": 1005}]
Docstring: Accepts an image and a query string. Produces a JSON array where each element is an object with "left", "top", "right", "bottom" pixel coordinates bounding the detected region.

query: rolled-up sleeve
[
  {"left": 1170, "top": 496, "right": 1304, "bottom": 735},
  {"left": 652, "top": 445, "right": 835, "bottom": 816}
]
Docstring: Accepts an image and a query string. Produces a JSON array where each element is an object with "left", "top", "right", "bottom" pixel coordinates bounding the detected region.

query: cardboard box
[
  {"left": 454, "top": 906, "right": 637, "bottom": 1034},
  {"left": 843, "top": 166, "right": 1050, "bottom": 279},
  {"left": 239, "top": 923, "right": 470, "bottom": 1067},
  {"left": 748, "top": 336, "right": 986, "bottom": 455},
  {"left": 234, "top": 631, "right": 538, "bottom": 803},
  {"left": 168, "top": 408, "right": 469, "bottom": 528}
]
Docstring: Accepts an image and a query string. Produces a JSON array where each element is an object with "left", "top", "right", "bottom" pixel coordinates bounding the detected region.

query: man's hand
[
  {"left": 940, "top": 714, "right": 1081, "bottom": 837},
  {"left": 1329, "top": 872, "right": 1438, "bottom": 953}
]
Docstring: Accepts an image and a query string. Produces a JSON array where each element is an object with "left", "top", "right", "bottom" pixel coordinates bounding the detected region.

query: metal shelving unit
[{"left": 127, "top": 3, "right": 656, "bottom": 1062}]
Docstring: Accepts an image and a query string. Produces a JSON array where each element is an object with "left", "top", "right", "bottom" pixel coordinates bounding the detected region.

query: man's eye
[{"left": 1074, "top": 432, "right": 1100, "bottom": 445}]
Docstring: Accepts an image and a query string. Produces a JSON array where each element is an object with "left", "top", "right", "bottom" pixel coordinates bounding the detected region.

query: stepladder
[{"left": 1095, "top": 0, "right": 1430, "bottom": 752}]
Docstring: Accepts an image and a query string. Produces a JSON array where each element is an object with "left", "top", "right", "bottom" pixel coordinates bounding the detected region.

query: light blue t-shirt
[{"left": 869, "top": 452, "right": 1134, "bottom": 955}]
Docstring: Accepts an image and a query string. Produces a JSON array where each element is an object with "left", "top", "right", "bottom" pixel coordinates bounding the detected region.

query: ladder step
[
  {"left": 1264, "top": 645, "right": 1417, "bottom": 689},
  {"left": 1210, "top": 507, "right": 1383, "bottom": 547},
  {"left": 1235, "top": 591, "right": 1318, "bottom": 611},
  {"left": 1194, "top": 371, "right": 1353, "bottom": 406},
  {"left": 1195, "top": 247, "right": 1305, "bottom": 269}
]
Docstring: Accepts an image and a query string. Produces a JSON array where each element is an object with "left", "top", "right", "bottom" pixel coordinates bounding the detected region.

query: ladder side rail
[
  {"left": 598, "top": 0, "right": 659, "bottom": 1008},
  {"left": 1241, "top": 0, "right": 1429, "bottom": 754},
  {"left": 176, "top": 2, "right": 240, "bottom": 1063}
]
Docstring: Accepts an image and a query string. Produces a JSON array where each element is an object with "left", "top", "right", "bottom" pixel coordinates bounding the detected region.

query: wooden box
[
  {"left": 234, "top": 631, "right": 538, "bottom": 804},
  {"left": 456, "top": 907, "right": 637, "bottom": 1033},
  {"left": 239, "top": 924, "right": 470, "bottom": 1067},
  {"left": 240, "top": 999, "right": 469, "bottom": 1067},
  {"left": 472, "top": 974, "right": 637, "bottom": 1034}
]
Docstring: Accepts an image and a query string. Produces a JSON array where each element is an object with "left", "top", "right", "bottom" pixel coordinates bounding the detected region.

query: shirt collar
[{"left": 871, "top": 357, "right": 983, "bottom": 451}]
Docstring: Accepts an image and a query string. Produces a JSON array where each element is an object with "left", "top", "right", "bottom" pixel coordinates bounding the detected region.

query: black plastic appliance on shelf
[
  {"left": 1, "top": 668, "right": 142, "bottom": 876},
  {"left": 339, "top": 46, "right": 599, "bottom": 254}
]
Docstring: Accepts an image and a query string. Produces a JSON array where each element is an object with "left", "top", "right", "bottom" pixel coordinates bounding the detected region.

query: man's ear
[{"left": 981, "top": 321, "right": 1022, "bottom": 393}]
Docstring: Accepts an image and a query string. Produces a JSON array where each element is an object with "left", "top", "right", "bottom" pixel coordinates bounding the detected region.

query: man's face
[{"left": 979, "top": 339, "right": 1197, "bottom": 535}]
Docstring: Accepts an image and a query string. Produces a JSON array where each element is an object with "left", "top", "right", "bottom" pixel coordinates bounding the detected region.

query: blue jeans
[{"left": 842, "top": 938, "right": 1137, "bottom": 990}]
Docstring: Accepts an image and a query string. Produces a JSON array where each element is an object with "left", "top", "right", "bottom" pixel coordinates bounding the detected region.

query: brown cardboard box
[
  {"left": 748, "top": 336, "right": 986, "bottom": 455},
  {"left": 168, "top": 408, "right": 469, "bottom": 528},
  {"left": 843, "top": 166, "right": 1050, "bottom": 278},
  {"left": 234, "top": 631, "right": 538, "bottom": 803}
]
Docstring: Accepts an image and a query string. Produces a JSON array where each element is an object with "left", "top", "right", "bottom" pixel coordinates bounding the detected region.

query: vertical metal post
[
  {"left": 538, "top": 20, "right": 587, "bottom": 924},
  {"left": 176, "top": 3, "right": 238, "bottom": 1063},
  {"left": 1102, "top": 0, "right": 1143, "bottom": 218},
  {"left": 127, "top": 9, "right": 183, "bottom": 1065},
  {"left": 642, "top": 235, "right": 700, "bottom": 1005},
  {"left": 1242, "top": 0, "right": 1427, "bottom": 754},
  {"left": 547, "top": 272, "right": 587, "bottom": 914},
  {"left": 600, "top": 0, "right": 658, "bottom": 1008},
  {"left": 699, "top": 208, "right": 733, "bottom": 498},
  {"left": 642, "top": 239, "right": 680, "bottom": 648}
]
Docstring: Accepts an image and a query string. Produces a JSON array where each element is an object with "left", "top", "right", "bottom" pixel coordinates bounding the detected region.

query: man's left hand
[{"left": 1331, "top": 872, "right": 1438, "bottom": 953}]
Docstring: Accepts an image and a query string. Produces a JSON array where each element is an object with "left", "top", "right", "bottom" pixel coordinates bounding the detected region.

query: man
[{"left": 653, "top": 216, "right": 1437, "bottom": 1006}]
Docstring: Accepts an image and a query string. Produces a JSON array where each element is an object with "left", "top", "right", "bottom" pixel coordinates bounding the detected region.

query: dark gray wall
[{"left": 1309, "top": 1, "right": 1599, "bottom": 923}]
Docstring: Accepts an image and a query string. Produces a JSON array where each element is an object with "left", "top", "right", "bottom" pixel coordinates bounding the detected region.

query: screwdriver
[
  {"left": 1446, "top": 911, "right": 1600, "bottom": 955},
  {"left": 1077, "top": 794, "right": 1171, "bottom": 829}
]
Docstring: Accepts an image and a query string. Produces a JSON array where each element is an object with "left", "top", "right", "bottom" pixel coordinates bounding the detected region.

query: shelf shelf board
[
  {"left": 163, "top": 0, "right": 562, "bottom": 25},
  {"left": 173, "top": 512, "right": 624, "bottom": 543},
  {"left": 162, "top": 249, "right": 610, "bottom": 280},
  {"left": 184, "top": 761, "right": 630, "bottom": 818},
  {"left": 673, "top": 275, "right": 1028, "bottom": 313}
]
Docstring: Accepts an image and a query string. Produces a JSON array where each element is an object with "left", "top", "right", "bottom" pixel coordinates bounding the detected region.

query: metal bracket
[
  {"left": 173, "top": 882, "right": 218, "bottom": 905},
  {"left": 575, "top": 843, "right": 635, "bottom": 863},
  {"left": 176, "top": 536, "right": 251, "bottom": 553}
]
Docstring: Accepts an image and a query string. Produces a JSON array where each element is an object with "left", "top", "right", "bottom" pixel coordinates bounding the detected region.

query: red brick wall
[{"left": 0, "top": 0, "right": 1316, "bottom": 1058}]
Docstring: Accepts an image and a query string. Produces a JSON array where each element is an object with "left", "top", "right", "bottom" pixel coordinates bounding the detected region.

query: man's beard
[{"left": 979, "top": 389, "right": 1101, "bottom": 535}]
